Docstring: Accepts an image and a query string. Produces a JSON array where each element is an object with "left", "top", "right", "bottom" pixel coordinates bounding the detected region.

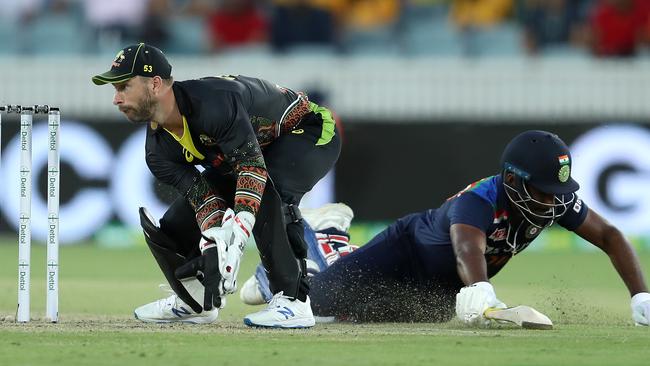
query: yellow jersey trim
[{"left": 164, "top": 116, "right": 205, "bottom": 161}]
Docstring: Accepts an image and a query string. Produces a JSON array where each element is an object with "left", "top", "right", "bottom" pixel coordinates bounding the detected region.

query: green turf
[{"left": 1, "top": 241, "right": 649, "bottom": 366}]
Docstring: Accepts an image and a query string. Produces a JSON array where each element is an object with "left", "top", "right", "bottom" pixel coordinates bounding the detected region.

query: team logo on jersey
[
  {"left": 525, "top": 225, "right": 539, "bottom": 239},
  {"left": 199, "top": 134, "right": 218, "bottom": 146},
  {"left": 183, "top": 149, "right": 194, "bottom": 162},
  {"left": 291, "top": 129, "right": 304, "bottom": 135},
  {"left": 488, "top": 228, "right": 507, "bottom": 241},
  {"left": 558, "top": 165, "right": 570, "bottom": 182}
]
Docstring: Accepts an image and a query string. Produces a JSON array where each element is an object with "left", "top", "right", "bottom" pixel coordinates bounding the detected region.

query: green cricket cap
[{"left": 92, "top": 43, "right": 172, "bottom": 85}]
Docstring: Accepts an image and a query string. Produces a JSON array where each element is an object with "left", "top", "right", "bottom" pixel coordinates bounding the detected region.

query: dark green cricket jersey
[{"left": 144, "top": 75, "right": 334, "bottom": 217}]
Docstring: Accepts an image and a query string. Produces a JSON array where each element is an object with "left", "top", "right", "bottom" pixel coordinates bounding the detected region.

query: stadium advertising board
[{"left": 1, "top": 120, "right": 649, "bottom": 245}]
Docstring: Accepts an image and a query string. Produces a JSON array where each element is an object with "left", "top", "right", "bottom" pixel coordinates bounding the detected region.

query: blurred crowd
[{"left": 3, "top": 0, "right": 650, "bottom": 57}]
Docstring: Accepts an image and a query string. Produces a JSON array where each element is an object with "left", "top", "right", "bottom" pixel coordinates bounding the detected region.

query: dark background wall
[
  {"left": 335, "top": 122, "right": 606, "bottom": 220},
  {"left": 1, "top": 118, "right": 646, "bottom": 237}
]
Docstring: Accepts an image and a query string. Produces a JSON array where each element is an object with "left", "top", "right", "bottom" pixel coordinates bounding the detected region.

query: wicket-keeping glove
[
  {"left": 631, "top": 292, "right": 650, "bottom": 326},
  {"left": 175, "top": 225, "right": 230, "bottom": 311},
  {"left": 219, "top": 208, "right": 255, "bottom": 294},
  {"left": 456, "top": 281, "right": 507, "bottom": 326}
]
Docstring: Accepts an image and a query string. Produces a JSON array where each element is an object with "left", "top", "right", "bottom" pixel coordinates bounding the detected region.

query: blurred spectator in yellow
[
  {"left": 451, "top": 0, "right": 512, "bottom": 28},
  {"left": 336, "top": 0, "right": 402, "bottom": 54},
  {"left": 587, "top": 0, "right": 650, "bottom": 57},
  {"left": 519, "top": 0, "right": 588, "bottom": 55},
  {"left": 450, "top": 0, "right": 514, "bottom": 56},
  {"left": 207, "top": 0, "right": 268, "bottom": 52},
  {"left": 270, "top": 0, "right": 338, "bottom": 52},
  {"left": 342, "top": 0, "right": 400, "bottom": 31},
  {"left": 269, "top": 0, "right": 401, "bottom": 53}
]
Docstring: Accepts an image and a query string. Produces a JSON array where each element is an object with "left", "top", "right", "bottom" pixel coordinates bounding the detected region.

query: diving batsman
[
  {"left": 92, "top": 43, "right": 340, "bottom": 328},
  {"left": 243, "top": 131, "right": 650, "bottom": 326}
]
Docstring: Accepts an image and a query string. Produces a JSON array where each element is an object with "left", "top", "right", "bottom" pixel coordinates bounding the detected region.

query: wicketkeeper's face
[{"left": 112, "top": 76, "right": 156, "bottom": 123}]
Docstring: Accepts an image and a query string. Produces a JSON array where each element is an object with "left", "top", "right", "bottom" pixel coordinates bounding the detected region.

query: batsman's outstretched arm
[
  {"left": 451, "top": 223, "right": 507, "bottom": 325},
  {"left": 450, "top": 223, "right": 489, "bottom": 285},
  {"left": 574, "top": 208, "right": 648, "bottom": 296},
  {"left": 574, "top": 208, "right": 650, "bottom": 325}
]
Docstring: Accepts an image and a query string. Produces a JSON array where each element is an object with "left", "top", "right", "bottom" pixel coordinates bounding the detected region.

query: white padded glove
[
  {"left": 631, "top": 292, "right": 650, "bottom": 326},
  {"left": 219, "top": 208, "right": 255, "bottom": 294},
  {"left": 456, "top": 281, "right": 507, "bottom": 326}
]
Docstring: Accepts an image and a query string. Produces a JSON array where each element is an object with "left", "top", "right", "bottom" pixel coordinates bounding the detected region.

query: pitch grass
[{"left": 0, "top": 242, "right": 649, "bottom": 366}]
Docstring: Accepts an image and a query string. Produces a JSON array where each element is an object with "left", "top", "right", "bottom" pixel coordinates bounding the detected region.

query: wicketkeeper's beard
[{"left": 125, "top": 90, "right": 157, "bottom": 123}]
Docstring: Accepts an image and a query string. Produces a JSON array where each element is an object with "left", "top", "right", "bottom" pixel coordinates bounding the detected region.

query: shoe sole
[
  {"left": 134, "top": 312, "right": 217, "bottom": 325},
  {"left": 243, "top": 317, "right": 315, "bottom": 329}
]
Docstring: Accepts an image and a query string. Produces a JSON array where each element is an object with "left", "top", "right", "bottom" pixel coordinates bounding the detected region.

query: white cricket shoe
[
  {"left": 243, "top": 292, "right": 315, "bottom": 328},
  {"left": 240, "top": 275, "right": 266, "bottom": 306},
  {"left": 301, "top": 203, "right": 353, "bottom": 232},
  {"left": 134, "top": 287, "right": 218, "bottom": 324}
]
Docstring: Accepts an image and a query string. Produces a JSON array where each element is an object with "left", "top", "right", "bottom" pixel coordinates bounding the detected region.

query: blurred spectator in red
[
  {"left": 207, "top": 0, "right": 268, "bottom": 52},
  {"left": 270, "top": 0, "right": 337, "bottom": 52},
  {"left": 588, "top": 0, "right": 650, "bottom": 57},
  {"left": 519, "top": 0, "right": 589, "bottom": 55}
]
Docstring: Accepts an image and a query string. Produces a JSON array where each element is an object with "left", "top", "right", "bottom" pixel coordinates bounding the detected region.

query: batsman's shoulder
[{"left": 454, "top": 189, "right": 497, "bottom": 212}]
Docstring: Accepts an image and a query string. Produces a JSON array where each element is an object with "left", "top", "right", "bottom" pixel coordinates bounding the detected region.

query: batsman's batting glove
[
  {"left": 631, "top": 292, "right": 650, "bottom": 326},
  {"left": 220, "top": 208, "right": 255, "bottom": 294},
  {"left": 455, "top": 281, "right": 507, "bottom": 326},
  {"left": 174, "top": 226, "right": 230, "bottom": 311}
]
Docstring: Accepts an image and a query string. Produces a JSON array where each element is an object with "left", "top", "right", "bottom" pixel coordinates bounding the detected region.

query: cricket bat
[{"left": 484, "top": 305, "right": 553, "bottom": 330}]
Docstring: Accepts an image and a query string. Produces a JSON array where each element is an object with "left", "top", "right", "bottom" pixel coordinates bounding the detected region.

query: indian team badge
[
  {"left": 558, "top": 165, "right": 570, "bottom": 182},
  {"left": 199, "top": 134, "right": 218, "bottom": 146},
  {"left": 558, "top": 154, "right": 570, "bottom": 182},
  {"left": 558, "top": 154, "right": 570, "bottom": 165},
  {"left": 525, "top": 225, "right": 540, "bottom": 239}
]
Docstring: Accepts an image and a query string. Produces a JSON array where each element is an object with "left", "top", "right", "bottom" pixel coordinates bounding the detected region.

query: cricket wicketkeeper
[{"left": 92, "top": 43, "right": 340, "bottom": 328}]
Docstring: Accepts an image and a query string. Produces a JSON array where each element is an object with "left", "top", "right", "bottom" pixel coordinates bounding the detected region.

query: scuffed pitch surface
[
  {"left": 0, "top": 241, "right": 649, "bottom": 365},
  {"left": 1, "top": 317, "right": 649, "bottom": 366}
]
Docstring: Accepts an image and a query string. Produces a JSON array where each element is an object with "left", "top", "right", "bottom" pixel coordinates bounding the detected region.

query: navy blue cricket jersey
[{"left": 403, "top": 174, "right": 588, "bottom": 277}]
